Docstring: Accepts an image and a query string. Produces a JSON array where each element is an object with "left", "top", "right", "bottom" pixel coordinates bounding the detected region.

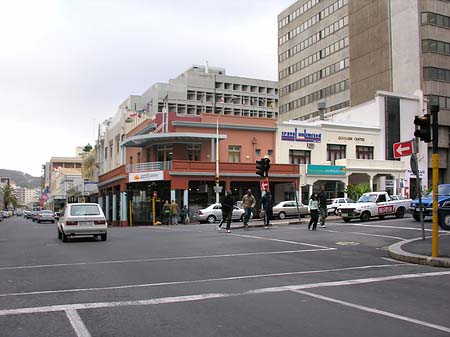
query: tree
[
  {"left": 344, "top": 183, "right": 371, "bottom": 201},
  {"left": 1, "top": 184, "right": 18, "bottom": 210}
]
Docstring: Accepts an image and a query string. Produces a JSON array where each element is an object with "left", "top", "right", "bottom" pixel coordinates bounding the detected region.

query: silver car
[
  {"left": 272, "top": 200, "right": 309, "bottom": 219},
  {"left": 36, "top": 210, "right": 55, "bottom": 223},
  {"left": 194, "top": 203, "right": 247, "bottom": 224},
  {"left": 57, "top": 203, "right": 107, "bottom": 242}
]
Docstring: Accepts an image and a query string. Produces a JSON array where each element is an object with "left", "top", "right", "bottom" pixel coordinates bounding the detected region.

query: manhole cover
[{"left": 336, "top": 241, "right": 360, "bottom": 246}]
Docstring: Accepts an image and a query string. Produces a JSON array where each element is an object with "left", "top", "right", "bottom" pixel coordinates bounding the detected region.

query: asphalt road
[{"left": 1, "top": 215, "right": 449, "bottom": 337}]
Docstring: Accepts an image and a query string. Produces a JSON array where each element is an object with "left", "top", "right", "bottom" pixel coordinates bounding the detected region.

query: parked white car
[
  {"left": 194, "top": 203, "right": 249, "bottom": 224},
  {"left": 327, "top": 198, "right": 355, "bottom": 215},
  {"left": 57, "top": 203, "right": 107, "bottom": 242}
]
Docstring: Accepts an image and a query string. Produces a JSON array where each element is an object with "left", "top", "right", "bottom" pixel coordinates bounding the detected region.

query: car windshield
[
  {"left": 70, "top": 205, "right": 100, "bottom": 216},
  {"left": 424, "top": 185, "right": 450, "bottom": 197},
  {"left": 358, "top": 194, "right": 378, "bottom": 203},
  {"left": 438, "top": 185, "right": 450, "bottom": 196}
]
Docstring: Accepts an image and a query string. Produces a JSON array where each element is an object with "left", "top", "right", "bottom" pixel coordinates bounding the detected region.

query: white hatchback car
[{"left": 57, "top": 203, "right": 107, "bottom": 242}]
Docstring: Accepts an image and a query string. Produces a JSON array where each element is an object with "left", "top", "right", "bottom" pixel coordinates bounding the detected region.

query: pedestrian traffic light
[
  {"left": 256, "top": 159, "right": 265, "bottom": 177},
  {"left": 414, "top": 114, "right": 431, "bottom": 143}
]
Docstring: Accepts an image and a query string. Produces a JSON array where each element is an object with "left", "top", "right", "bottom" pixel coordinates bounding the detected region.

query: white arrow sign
[{"left": 393, "top": 140, "right": 413, "bottom": 158}]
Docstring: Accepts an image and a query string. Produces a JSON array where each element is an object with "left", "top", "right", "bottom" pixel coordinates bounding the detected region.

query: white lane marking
[
  {"left": 380, "top": 257, "right": 409, "bottom": 264},
  {"left": 0, "top": 263, "right": 407, "bottom": 298},
  {"left": 323, "top": 228, "right": 406, "bottom": 240},
  {"left": 229, "top": 233, "right": 331, "bottom": 249},
  {"left": 0, "top": 270, "right": 449, "bottom": 317},
  {"left": 65, "top": 309, "right": 92, "bottom": 337},
  {"left": 292, "top": 289, "right": 450, "bottom": 334},
  {"left": 337, "top": 223, "right": 432, "bottom": 231},
  {"left": 0, "top": 248, "right": 335, "bottom": 271}
]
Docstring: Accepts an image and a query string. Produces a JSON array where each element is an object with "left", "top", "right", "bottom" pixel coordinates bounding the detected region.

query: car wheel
[
  {"left": 395, "top": 207, "right": 405, "bottom": 218},
  {"left": 62, "top": 232, "right": 68, "bottom": 242},
  {"left": 206, "top": 215, "right": 216, "bottom": 224},
  {"left": 360, "top": 212, "right": 371, "bottom": 222},
  {"left": 343, "top": 217, "right": 351, "bottom": 223},
  {"left": 101, "top": 233, "right": 107, "bottom": 241},
  {"left": 240, "top": 214, "right": 245, "bottom": 222},
  {"left": 438, "top": 214, "right": 450, "bottom": 230},
  {"left": 413, "top": 213, "right": 421, "bottom": 222},
  {"left": 278, "top": 212, "right": 286, "bottom": 219}
]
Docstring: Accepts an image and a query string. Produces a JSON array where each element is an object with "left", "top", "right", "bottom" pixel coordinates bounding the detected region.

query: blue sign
[
  {"left": 307, "top": 165, "right": 346, "bottom": 175},
  {"left": 281, "top": 128, "right": 321, "bottom": 143}
]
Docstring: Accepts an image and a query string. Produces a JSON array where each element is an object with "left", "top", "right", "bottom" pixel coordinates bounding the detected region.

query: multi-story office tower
[{"left": 278, "top": 0, "right": 450, "bottom": 182}]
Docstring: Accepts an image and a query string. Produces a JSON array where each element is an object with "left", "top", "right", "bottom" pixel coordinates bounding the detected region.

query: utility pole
[{"left": 431, "top": 105, "right": 439, "bottom": 257}]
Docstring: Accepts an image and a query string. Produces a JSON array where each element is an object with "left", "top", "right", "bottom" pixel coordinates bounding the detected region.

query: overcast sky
[{"left": 0, "top": 0, "right": 293, "bottom": 178}]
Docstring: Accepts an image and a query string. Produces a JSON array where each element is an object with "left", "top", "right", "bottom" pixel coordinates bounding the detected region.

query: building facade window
[
  {"left": 423, "top": 66, "right": 450, "bottom": 83},
  {"left": 228, "top": 145, "right": 241, "bottom": 163},
  {"left": 421, "top": 12, "right": 450, "bottom": 29},
  {"left": 356, "top": 146, "right": 374, "bottom": 160},
  {"left": 280, "top": 79, "right": 349, "bottom": 114},
  {"left": 157, "top": 145, "right": 173, "bottom": 162},
  {"left": 327, "top": 144, "right": 346, "bottom": 163},
  {"left": 422, "top": 39, "right": 450, "bottom": 55},
  {"left": 187, "top": 144, "right": 201, "bottom": 161},
  {"left": 279, "top": 0, "right": 348, "bottom": 46},
  {"left": 279, "top": 37, "right": 349, "bottom": 80},
  {"left": 289, "top": 149, "right": 311, "bottom": 164},
  {"left": 255, "top": 149, "right": 261, "bottom": 156},
  {"left": 425, "top": 95, "right": 450, "bottom": 110}
]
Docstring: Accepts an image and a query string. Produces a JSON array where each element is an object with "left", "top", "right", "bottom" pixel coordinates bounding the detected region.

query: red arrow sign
[
  {"left": 260, "top": 179, "right": 269, "bottom": 191},
  {"left": 393, "top": 140, "right": 413, "bottom": 158}
]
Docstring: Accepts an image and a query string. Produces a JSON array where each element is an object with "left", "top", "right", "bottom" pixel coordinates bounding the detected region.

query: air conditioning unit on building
[{"left": 307, "top": 143, "right": 314, "bottom": 149}]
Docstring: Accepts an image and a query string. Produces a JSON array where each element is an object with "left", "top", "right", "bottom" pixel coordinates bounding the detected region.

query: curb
[{"left": 388, "top": 238, "right": 450, "bottom": 268}]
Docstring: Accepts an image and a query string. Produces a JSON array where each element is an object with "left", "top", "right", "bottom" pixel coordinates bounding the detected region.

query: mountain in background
[{"left": 0, "top": 169, "right": 41, "bottom": 189}]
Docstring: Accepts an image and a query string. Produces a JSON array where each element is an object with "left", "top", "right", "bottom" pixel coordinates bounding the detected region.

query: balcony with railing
[{"left": 127, "top": 161, "right": 172, "bottom": 173}]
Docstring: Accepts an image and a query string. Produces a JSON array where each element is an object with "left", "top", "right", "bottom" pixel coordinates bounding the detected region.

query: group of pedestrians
[
  {"left": 162, "top": 200, "right": 189, "bottom": 225},
  {"left": 217, "top": 188, "right": 275, "bottom": 233},
  {"left": 308, "top": 185, "right": 328, "bottom": 230}
]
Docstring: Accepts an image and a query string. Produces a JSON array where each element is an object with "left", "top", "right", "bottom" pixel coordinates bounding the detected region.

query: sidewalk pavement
[
  {"left": 228, "top": 216, "right": 450, "bottom": 268},
  {"left": 388, "top": 234, "right": 450, "bottom": 268}
]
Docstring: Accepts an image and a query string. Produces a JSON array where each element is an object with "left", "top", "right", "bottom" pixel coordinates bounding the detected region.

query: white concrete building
[{"left": 276, "top": 91, "right": 427, "bottom": 202}]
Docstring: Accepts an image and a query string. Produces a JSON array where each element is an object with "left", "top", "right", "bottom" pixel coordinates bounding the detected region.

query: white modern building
[{"left": 276, "top": 91, "right": 427, "bottom": 201}]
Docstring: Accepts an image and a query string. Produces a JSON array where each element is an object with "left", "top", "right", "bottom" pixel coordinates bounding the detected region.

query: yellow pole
[
  {"left": 432, "top": 153, "right": 439, "bottom": 257},
  {"left": 152, "top": 196, "right": 156, "bottom": 225},
  {"left": 129, "top": 200, "right": 133, "bottom": 227}
]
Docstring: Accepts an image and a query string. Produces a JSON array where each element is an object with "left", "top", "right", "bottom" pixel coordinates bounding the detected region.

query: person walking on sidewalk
[
  {"left": 218, "top": 190, "right": 234, "bottom": 233},
  {"left": 308, "top": 192, "right": 319, "bottom": 230},
  {"left": 241, "top": 189, "right": 256, "bottom": 228},
  {"left": 260, "top": 190, "right": 274, "bottom": 229},
  {"left": 318, "top": 185, "right": 328, "bottom": 228},
  {"left": 170, "top": 200, "right": 179, "bottom": 225}
]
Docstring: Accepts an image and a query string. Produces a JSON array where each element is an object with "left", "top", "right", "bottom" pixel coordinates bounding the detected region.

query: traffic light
[
  {"left": 256, "top": 158, "right": 271, "bottom": 177},
  {"left": 256, "top": 159, "right": 265, "bottom": 177},
  {"left": 414, "top": 114, "right": 431, "bottom": 143},
  {"left": 264, "top": 158, "right": 271, "bottom": 176}
]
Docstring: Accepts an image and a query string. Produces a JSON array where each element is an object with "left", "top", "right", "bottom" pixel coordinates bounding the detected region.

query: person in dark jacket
[
  {"left": 318, "top": 185, "right": 328, "bottom": 228},
  {"left": 218, "top": 190, "right": 234, "bottom": 233},
  {"left": 260, "top": 190, "right": 274, "bottom": 229}
]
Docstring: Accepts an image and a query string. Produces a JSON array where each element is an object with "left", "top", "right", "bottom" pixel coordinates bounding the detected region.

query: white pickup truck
[{"left": 336, "top": 191, "right": 411, "bottom": 222}]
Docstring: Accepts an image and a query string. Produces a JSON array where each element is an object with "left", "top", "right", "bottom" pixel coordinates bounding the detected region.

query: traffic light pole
[{"left": 431, "top": 105, "right": 439, "bottom": 257}]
